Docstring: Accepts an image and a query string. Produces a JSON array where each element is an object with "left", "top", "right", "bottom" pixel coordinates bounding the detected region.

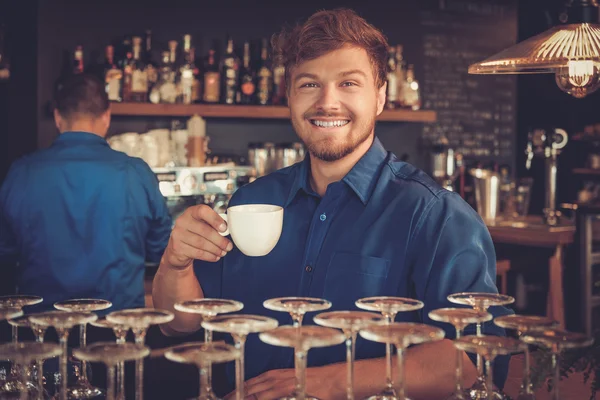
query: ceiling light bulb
[{"left": 555, "top": 60, "right": 600, "bottom": 98}]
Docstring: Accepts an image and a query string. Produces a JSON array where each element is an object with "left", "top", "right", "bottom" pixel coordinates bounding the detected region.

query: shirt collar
[
  {"left": 285, "top": 136, "right": 388, "bottom": 207},
  {"left": 54, "top": 131, "right": 109, "bottom": 145}
]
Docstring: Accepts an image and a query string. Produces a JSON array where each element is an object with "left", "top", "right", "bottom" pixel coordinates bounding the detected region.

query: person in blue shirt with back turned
[
  {"left": 153, "top": 8, "right": 513, "bottom": 400},
  {"left": 0, "top": 73, "right": 172, "bottom": 313}
]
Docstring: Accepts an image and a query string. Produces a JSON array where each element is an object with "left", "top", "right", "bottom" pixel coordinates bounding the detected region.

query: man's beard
[{"left": 292, "top": 111, "right": 375, "bottom": 162}]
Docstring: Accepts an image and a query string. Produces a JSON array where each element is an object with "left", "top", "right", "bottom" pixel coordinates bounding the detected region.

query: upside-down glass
[
  {"left": 174, "top": 299, "right": 244, "bottom": 400},
  {"left": 202, "top": 314, "right": 278, "bottom": 400},
  {"left": 106, "top": 308, "right": 174, "bottom": 400},
  {"left": 54, "top": 298, "right": 112, "bottom": 399},
  {"left": 259, "top": 325, "right": 345, "bottom": 400},
  {"left": 165, "top": 342, "right": 241, "bottom": 400},
  {"left": 355, "top": 296, "right": 424, "bottom": 399},
  {"left": 448, "top": 292, "right": 514, "bottom": 399},
  {"left": 73, "top": 342, "right": 150, "bottom": 400},
  {"left": 359, "top": 322, "right": 446, "bottom": 400},
  {"left": 521, "top": 329, "right": 593, "bottom": 400},
  {"left": 28, "top": 311, "right": 98, "bottom": 400},
  {"left": 263, "top": 297, "right": 332, "bottom": 327},
  {"left": 0, "top": 342, "right": 62, "bottom": 400},
  {"left": 428, "top": 308, "right": 492, "bottom": 400},
  {"left": 454, "top": 335, "right": 526, "bottom": 400},
  {"left": 90, "top": 318, "right": 129, "bottom": 398},
  {"left": 494, "top": 315, "right": 558, "bottom": 400},
  {"left": 313, "top": 311, "right": 386, "bottom": 400}
]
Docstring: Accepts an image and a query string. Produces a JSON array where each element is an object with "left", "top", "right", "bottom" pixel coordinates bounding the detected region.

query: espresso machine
[
  {"left": 430, "top": 135, "right": 463, "bottom": 192},
  {"left": 153, "top": 165, "right": 256, "bottom": 222},
  {"left": 525, "top": 127, "right": 569, "bottom": 226}
]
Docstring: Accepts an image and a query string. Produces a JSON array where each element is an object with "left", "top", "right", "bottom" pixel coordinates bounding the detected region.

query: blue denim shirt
[
  {"left": 195, "top": 137, "right": 512, "bottom": 392},
  {"left": 0, "top": 131, "right": 172, "bottom": 312}
]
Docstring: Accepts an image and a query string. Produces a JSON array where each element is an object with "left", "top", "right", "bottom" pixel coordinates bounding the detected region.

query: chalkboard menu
[{"left": 419, "top": 0, "right": 517, "bottom": 166}]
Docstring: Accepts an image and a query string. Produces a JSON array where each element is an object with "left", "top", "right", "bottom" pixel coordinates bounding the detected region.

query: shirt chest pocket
[{"left": 322, "top": 252, "right": 391, "bottom": 310}]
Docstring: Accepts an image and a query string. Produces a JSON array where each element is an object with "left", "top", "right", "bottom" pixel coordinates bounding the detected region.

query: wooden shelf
[
  {"left": 109, "top": 102, "right": 437, "bottom": 123},
  {"left": 573, "top": 168, "right": 600, "bottom": 176}
]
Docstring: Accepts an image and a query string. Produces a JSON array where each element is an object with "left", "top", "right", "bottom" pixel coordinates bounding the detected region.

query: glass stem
[
  {"left": 485, "top": 357, "right": 494, "bottom": 400},
  {"left": 523, "top": 345, "right": 531, "bottom": 394},
  {"left": 552, "top": 351, "right": 560, "bottom": 400},
  {"left": 383, "top": 312, "right": 396, "bottom": 391},
  {"left": 345, "top": 331, "right": 357, "bottom": 400},
  {"left": 114, "top": 329, "right": 126, "bottom": 399},
  {"left": 36, "top": 357, "right": 44, "bottom": 400},
  {"left": 198, "top": 364, "right": 211, "bottom": 399},
  {"left": 59, "top": 331, "right": 68, "bottom": 400},
  {"left": 475, "top": 322, "right": 483, "bottom": 379},
  {"left": 294, "top": 350, "right": 307, "bottom": 400},
  {"left": 79, "top": 324, "right": 88, "bottom": 382},
  {"left": 291, "top": 312, "right": 304, "bottom": 328},
  {"left": 454, "top": 327, "right": 464, "bottom": 395},
  {"left": 12, "top": 325, "right": 18, "bottom": 343},
  {"left": 233, "top": 334, "right": 246, "bottom": 400},
  {"left": 106, "top": 365, "right": 115, "bottom": 400},
  {"left": 396, "top": 345, "right": 406, "bottom": 400},
  {"left": 19, "top": 364, "right": 29, "bottom": 400},
  {"left": 133, "top": 328, "right": 147, "bottom": 400},
  {"left": 204, "top": 324, "right": 214, "bottom": 397}
]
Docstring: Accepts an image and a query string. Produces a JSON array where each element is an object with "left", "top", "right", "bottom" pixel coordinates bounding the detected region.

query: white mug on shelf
[{"left": 219, "top": 204, "right": 283, "bottom": 257}]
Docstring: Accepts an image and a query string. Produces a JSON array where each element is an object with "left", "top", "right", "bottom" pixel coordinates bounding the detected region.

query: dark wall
[{"left": 35, "top": 0, "right": 517, "bottom": 175}]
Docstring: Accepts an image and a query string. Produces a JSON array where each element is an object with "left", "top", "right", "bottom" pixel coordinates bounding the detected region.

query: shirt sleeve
[
  {"left": 132, "top": 160, "right": 173, "bottom": 263},
  {"left": 0, "top": 162, "right": 24, "bottom": 265},
  {"left": 406, "top": 191, "right": 513, "bottom": 389}
]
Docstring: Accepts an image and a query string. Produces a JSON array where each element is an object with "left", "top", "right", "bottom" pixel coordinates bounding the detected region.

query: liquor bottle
[
  {"left": 256, "top": 38, "right": 273, "bottom": 105},
  {"left": 401, "top": 64, "right": 421, "bottom": 110},
  {"left": 179, "top": 34, "right": 195, "bottom": 104},
  {"left": 126, "top": 36, "right": 148, "bottom": 102},
  {"left": 73, "top": 45, "right": 84, "bottom": 74},
  {"left": 272, "top": 47, "right": 286, "bottom": 106},
  {"left": 385, "top": 46, "right": 397, "bottom": 109},
  {"left": 237, "top": 41, "right": 255, "bottom": 105},
  {"left": 220, "top": 36, "right": 239, "bottom": 105},
  {"left": 144, "top": 30, "right": 158, "bottom": 90},
  {"left": 203, "top": 49, "right": 220, "bottom": 103},
  {"left": 150, "top": 51, "right": 177, "bottom": 104},
  {"left": 394, "top": 45, "right": 406, "bottom": 107},
  {"left": 103, "top": 45, "right": 122, "bottom": 102},
  {"left": 190, "top": 47, "right": 202, "bottom": 103}
]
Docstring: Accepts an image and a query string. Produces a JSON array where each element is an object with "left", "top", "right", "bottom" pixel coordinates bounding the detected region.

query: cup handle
[{"left": 218, "top": 213, "right": 229, "bottom": 236}]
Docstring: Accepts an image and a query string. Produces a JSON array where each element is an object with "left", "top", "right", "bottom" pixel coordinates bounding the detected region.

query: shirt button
[
  {"left": 319, "top": 213, "right": 326, "bottom": 221},
  {"left": 305, "top": 265, "right": 313, "bottom": 273}
]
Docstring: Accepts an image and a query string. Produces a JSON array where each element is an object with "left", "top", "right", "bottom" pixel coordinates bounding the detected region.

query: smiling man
[{"left": 153, "top": 8, "right": 511, "bottom": 400}]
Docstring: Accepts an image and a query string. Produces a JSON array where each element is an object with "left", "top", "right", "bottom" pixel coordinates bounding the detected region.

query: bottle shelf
[{"left": 110, "top": 102, "right": 437, "bottom": 122}]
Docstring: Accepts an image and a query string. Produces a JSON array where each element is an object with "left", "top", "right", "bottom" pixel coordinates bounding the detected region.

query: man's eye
[
  {"left": 341, "top": 81, "right": 357, "bottom": 87},
  {"left": 300, "top": 83, "right": 318, "bottom": 88}
]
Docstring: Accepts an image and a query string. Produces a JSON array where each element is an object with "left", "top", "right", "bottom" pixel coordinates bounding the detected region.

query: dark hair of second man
[{"left": 54, "top": 73, "right": 109, "bottom": 120}]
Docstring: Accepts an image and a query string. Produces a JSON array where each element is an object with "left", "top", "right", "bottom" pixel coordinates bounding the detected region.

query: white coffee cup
[{"left": 219, "top": 204, "right": 283, "bottom": 257}]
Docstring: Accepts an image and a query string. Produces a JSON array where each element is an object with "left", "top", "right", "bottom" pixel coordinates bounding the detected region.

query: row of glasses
[{"left": 89, "top": 318, "right": 129, "bottom": 398}]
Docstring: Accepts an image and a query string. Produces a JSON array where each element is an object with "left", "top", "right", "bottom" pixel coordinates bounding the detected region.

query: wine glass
[
  {"left": 355, "top": 296, "right": 424, "bottom": 399},
  {"left": 454, "top": 335, "right": 526, "bottom": 400},
  {"left": 0, "top": 295, "right": 43, "bottom": 343},
  {"left": 73, "top": 342, "right": 150, "bottom": 400},
  {"left": 28, "top": 311, "right": 98, "bottom": 400},
  {"left": 165, "top": 342, "right": 240, "bottom": 400},
  {"left": 428, "top": 308, "right": 492, "bottom": 400},
  {"left": 494, "top": 315, "right": 558, "bottom": 399},
  {"left": 90, "top": 318, "right": 129, "bottom": 397},
  {"left": 313, "top": 311, "right": 386, "bottom": 400},
  {"left": 54, "top": 298, "right": 112, "bottom": 399},
  {"left": 0, "top": 307, "right": 23, "bottom": 321},
  {"left": 259, "top": 325, "right": 345, "bottom": 400},
  {"left": 359, "top": 322, "right": 446, "bottom": 400},
  {"left": 202, "top": 314, "right": 278, "bottom": 400},
  {"left": 0, "top": 342, "right": 62, "bottom": 400},
  {"left": 448, "top": 292, "right": 514, "bottom": 399},
  {"left": 6, "top": 315, "right": 50, "bottom": 398},
  {"left": 521, "top": 329, "right": 594, "bottom": 400},
  {"left": 106, "top": 308, "right": 174, "bottom": 400},
  {"left": 263, "top": 297, "right": 332, "bottom": 327}
]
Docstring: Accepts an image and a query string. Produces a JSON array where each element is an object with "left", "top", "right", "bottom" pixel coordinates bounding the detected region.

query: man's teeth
[{"left": 311, "top": 120, "right": 350, "bottom": 128}]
